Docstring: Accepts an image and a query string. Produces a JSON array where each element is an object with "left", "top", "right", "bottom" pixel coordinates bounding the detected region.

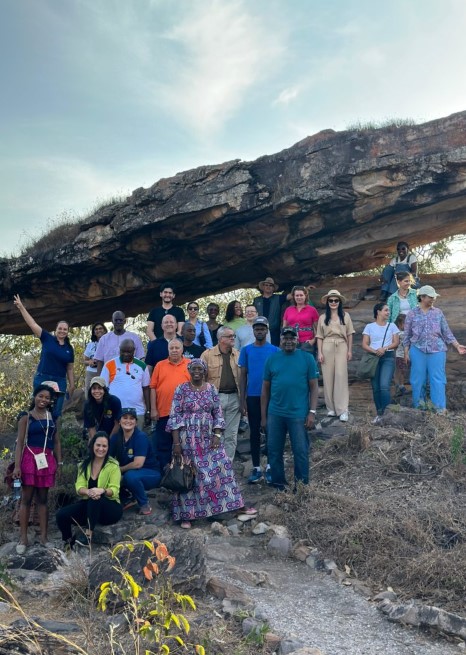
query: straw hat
[
  {"left": 320, "top": 289, "right": 346, "bottom": 304},
  {"left": 258, "top": 277, "right": 279, "bottom": 292}
]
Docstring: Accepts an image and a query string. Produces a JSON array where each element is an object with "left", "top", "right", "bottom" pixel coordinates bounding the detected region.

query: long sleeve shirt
[{"left": 403, "top": 306, "right": 456, "bottom": 353}]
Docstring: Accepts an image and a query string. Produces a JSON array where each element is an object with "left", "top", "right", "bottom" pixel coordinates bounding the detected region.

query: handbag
[
  {"left": 160, "top": 456, "right": 196, "bottom": 493},
  {"left": 357, "top": 323, "right": 391, "bottom": 379},
  {"left": 357, "top": 352, "right": 380, "bottom": 379}
]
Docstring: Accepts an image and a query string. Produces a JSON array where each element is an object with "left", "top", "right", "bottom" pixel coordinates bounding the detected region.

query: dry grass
[{"left": 276, "top": 410, "right": 466, "bottom": 613}]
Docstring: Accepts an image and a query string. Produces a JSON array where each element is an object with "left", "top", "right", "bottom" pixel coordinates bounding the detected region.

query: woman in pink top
[{"left": 283, "top": 286, "right": 319, "bottom": 347}]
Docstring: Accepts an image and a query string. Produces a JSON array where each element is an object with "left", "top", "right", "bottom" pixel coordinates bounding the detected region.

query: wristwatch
[{"left": 309, "top": 410, "right": 316, "bottom": 415}]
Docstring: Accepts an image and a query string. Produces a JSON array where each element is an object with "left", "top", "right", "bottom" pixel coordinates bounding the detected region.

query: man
[
  {"left": 150, "top": 339, "right": 190, "bottom": 470},
  {"left": 261, "top": 326, "right": 319, "bottom": 490},
  {"left": 95, "top": 311, "right": 144, "bottom": 374},
  {"left": 145, "top": 314, "right": 181, "bottom": 375},
  {"left": 181, "top": 322, "right": 205, "bottom": 359},
  {"left": 239, "top": 317, "right": 279, "bottom": 483},
  {"left": 235, "top": 305, "right": 271, "bottom": 351},
  {"left": 206, "top": 302, "right": 222, "bottom": 346},
  {"left": 253, "top": 277, "right": 288, "bottom": 346},
  {"left": 101, "top": 339, "right": 151, "bottom": 430},
  {"left": 146, "top": 282, "right": 185, "bottom": 341},
  {"left": 201, "top": 326, "right": 240, "bottom": 461}
]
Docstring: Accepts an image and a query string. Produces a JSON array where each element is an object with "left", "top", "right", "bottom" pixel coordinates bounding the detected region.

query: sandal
[
  {"left": 180, "top": 521, "right": 192, "bottom": 529},
  {"left": 242, "top": 507, "right": 257, "bottom": 515}
]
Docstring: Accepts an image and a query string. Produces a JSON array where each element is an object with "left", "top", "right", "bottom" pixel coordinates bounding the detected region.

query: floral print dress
[{"left": 166, "top": 382, "right": 244, "bottom": 521}]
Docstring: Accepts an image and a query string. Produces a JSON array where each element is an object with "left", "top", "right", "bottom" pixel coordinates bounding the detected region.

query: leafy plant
[
  {"left": 98, "top": 538, "right": 205, "bottom": 655},
  {"left": 450, "top": 425, "right": 466, "bottom": 466}
]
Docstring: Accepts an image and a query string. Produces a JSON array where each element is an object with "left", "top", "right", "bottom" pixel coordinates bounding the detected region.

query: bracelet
[
  {"left": 309, "top": 410, "right": 316, "bottom": 415},
  {"left": 58, "top": 461, "right": 64, "bottom": 466}
]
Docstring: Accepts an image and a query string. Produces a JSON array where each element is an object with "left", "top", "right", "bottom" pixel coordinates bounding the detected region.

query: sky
[{"left": 2, "top": 0, "right": 466, "bottom": 260}]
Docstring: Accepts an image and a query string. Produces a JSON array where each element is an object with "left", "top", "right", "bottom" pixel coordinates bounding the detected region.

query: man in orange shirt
[{"left": 150, "top": 339, "right": 190, "bottom": 470}]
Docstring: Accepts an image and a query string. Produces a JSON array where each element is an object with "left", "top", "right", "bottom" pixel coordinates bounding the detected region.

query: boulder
[{"left": 3, "top": 111, "right": 466, "bottom": 333}]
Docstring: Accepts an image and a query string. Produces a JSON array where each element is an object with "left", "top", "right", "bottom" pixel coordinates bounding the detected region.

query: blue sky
[{"left": 2, "top": 0, "right": 466, "bottom": 257}]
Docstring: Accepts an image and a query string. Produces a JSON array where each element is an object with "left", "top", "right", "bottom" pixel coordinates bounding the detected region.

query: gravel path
[{"left": 207, "top": 538, "right": 459, "bottom": 655}]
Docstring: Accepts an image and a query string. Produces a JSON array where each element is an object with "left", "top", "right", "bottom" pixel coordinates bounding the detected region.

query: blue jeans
[
  {"left": 122, "top": 468, "right": 161, "bottom": 507},
  {"left": 33, "top": 373, "right": 67, "bottom": 417},
  {"left": 409, "top": 347, "right": 446, "bottom": 410},
  {"left": 267, "top": 413, "right": 310, "bottom": 489},
  {"left": 151, "top": 416, "right": 171, "bottom": 472},
  {"left": 370, "top": 351, "right": 395, "bottom": 415}
]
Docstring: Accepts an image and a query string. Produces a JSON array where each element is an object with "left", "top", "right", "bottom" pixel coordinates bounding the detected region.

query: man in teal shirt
[{"left": 261, "top": 327, "right": 318, "bottom": 490}]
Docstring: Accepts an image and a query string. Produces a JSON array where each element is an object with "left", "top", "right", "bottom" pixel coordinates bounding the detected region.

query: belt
[{"left": 219, "top": 390, "right": 238, "bottom": 395}]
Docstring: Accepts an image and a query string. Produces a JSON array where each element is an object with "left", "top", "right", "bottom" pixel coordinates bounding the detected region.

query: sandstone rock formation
[{"left": 2, "top": 110, "right": 466, "bottom": 333}]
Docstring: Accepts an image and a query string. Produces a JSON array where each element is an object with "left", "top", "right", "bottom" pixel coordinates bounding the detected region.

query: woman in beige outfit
[{"left": 316, "top": 290, "right": 355, "bottom": 422}]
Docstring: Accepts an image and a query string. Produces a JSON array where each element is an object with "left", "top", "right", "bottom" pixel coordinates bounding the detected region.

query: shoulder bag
[{"left": 357, "top": 323, "right": 390, "bottom": 380}]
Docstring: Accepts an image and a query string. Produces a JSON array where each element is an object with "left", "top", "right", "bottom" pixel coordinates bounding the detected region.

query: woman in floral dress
[{"left": 167, "top": 359, "right": 245, "bottom": 528}]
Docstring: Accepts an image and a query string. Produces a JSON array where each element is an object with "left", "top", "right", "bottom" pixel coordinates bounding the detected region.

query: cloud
[
  {"left": 158, "top": 0, "right": 286, "bottom": 136},
  {"left": 273, "top": 85, "right": 303, "bottom": 106}
]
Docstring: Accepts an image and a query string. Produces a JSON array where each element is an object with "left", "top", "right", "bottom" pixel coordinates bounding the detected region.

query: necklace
[{"left": 190, "top": 382, "right": 205, "bottom": 392}]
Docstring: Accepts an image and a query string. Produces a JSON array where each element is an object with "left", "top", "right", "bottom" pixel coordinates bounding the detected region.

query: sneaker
[
  {"left": 122, "top": 498, "right": 138, "bottom": 511},
  {"left": 75, "top": 533, "right": 91, "bottom": 548},
  {"left": 327, "top": 410, "right": 336, "bottom": 417},
  {"left": 248, "top": 468, "right": 263, "bottom": 484},
  {"left": 339, "top": 412, "right": 349, "bottom": 422},
  {"left": 371, "top": 415, "right": 382, "bottom": 425},
  {"left": 15, "top": 543, "right": 27, "bottom": 555},
  {"left": 139, "top": 504, "right": 152, "bottom": 516},
  {"left": 265, "top": 466, "right": 272, "bottom": 485}
]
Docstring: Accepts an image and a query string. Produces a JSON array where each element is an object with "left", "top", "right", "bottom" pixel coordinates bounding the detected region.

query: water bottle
[{"left": 13, "top": 478, "right": 21, "bottom": 501}]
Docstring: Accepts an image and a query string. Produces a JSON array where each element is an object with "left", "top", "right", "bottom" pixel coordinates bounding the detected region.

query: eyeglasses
[
  {"left": 222, "top": 334, "right": 235, "bottom": 339},
  {"left": 328, "top": 299, "right": 340, "bottom": 304}
]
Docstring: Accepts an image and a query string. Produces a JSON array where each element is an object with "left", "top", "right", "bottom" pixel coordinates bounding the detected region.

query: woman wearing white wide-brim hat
[
  {"left": 316, "top": 290, "right": 355, "bottom": 422},
  {"left": 403, "top": 285, "right": 466, "bottom": 413}
]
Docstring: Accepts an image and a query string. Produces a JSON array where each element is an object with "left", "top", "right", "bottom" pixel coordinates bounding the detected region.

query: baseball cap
[
  {"left": 121, "top": 407, "right": 137, "bottom": 419},
  {"left": 281, "top": 326, "right": 298, "bottom": 337},
  {"left": 41, "top": 381, "right": 65, "bottom": 395},
  {"left": 89, "top": 376, "right": 107, "bottom": 389},
  {"left": 253, "top": 316, "right": 269, "bottom": 327}
]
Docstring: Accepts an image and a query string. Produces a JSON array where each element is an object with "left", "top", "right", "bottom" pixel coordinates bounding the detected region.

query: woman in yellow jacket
[{"left": 56, "top": 432, "right": 122, "bottom": 548}]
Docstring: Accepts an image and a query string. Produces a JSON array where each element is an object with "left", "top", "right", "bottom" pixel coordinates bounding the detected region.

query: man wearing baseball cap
[
  {"left": 234, "top": 305, "right": 271, "bottom": 351},
  {"left": 261, "top": 326, "right": 319, "bottom": 490},
  {"left": 239, "top": 317, "right": 279, "bottom": 484}
]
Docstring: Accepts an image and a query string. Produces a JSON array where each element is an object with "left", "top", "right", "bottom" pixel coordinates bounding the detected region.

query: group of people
[{"left": 11, "top": 262, "right": 465, "bottom": 550}]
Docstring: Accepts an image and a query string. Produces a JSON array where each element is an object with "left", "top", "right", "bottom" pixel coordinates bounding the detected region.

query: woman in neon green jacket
[{"left": 56, "top": 432, "right": 122, "bottom": 548}]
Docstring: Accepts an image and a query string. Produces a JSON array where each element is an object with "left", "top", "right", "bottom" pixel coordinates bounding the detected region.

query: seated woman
[
  {"left": 380, "top": 241, "right": 417, "bottom": 301},
  {"left": 167, "top": 359, "right": 253, "bottom": 529},
  {"left": 83, "top": 376, "right": 122, "bottom": 441},
  {"left": 56, "top": 432, "right": 122, "bottom": 548},
  {"left": 109, "top": 408, "right": 161, "bottom": 516}
]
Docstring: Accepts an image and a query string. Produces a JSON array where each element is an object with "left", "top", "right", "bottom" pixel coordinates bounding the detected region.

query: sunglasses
[
  {"left": 188, "top": 307, "right": 199, "bottom": 311},
  {"left": 328, "top": 299, "right": 340, "bottom": 304}
]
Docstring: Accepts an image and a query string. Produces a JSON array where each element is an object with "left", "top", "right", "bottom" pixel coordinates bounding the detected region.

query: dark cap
[
  {"left": 281, "top": 326, "right": 298, "bottom": 337},
  {"left": 253, "top": 316, "right": 269, "bottom": 327},
  {"left": 121, "top": 407, "right": 137, "bottom": 419}
]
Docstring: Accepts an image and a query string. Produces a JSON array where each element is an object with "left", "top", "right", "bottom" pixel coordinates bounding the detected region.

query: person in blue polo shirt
[
  {"left": 239, "top": 317, "right": 279, "bottom": 484},
  {"left": 261, "top": 326, "right": 319, "bottom": 490},
  {"left": 109, "top": 408, "right": 161, "bottom": 515}
]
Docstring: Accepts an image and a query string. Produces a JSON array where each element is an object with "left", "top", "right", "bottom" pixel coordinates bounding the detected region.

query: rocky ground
[{"left": 0, "top": 397, "right": 464, "bottom": 654}]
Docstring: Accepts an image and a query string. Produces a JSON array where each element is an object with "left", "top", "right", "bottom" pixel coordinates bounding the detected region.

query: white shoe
[
  {"left": 16, "top": 543, "right": 27, "bottom": 555},
  {"left": 327, "top": 411, "right": 336, "bottom": 417},
  {"left": 371, "top": 416, "right": 381, "bottom": 425},
  {"left": 339, "top": 412, "right": 349, "bottom": 422}
]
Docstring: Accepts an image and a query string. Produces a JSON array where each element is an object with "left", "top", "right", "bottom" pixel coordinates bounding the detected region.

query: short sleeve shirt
[
  {"left": 147, "top": 306, "right": 186, "bottom": 338},
  {"left": 238, "top": 343, "right": 280, "bottom": 396},
  {"left": 363, "top": 322, "right": 400, "bottom": 350},
  {"left": 264, "top": 350, "right": 319, "bottom": 418},
  {"left": 83, "top": 394, "right": 122, "bottom": 433},
  {"left": 37, "top": 330, "right": 74, "bottom": 378},
  {"left": 109, "top": 427, "right": 157, "bottom": 469}
]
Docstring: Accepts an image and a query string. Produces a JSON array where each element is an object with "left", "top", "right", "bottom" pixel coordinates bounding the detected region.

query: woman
[
  {"left": 223, "top": 300, "right": 246, "bottom": 331},
  {"left": 362, "top": 303, "right": 400, "bottom": 424},
  {"left": 83, "top": 322, "right": 108, "bottom": 395},
  {"left": 283, "top": 286, "right": 319, "bottom": 348},
  {"left": 316, "top": 290, "right": 355, "bottom": 422},
  {"left": 186, "top": 302, "right": 213, "bottom": 348},
  {"left": 109, "top": 408, "right": 161, "bottom": 516},
  {"left": 13, "top": 294, "right": 74, "bottom": 416},
  {"left": 167, "top": 359, "right": 251, "bottom": 529},
  {"left": 13, "top": 384, "right": 62, "bottom": 553},
  {"left": 380, "top": 241, "right": 418, "bottom": 300},
  {"left": 83, "top": 376, "right": 122, "bottom": 441},
  {"left": 387, "top": 271, "right": 418, "bottom": 323},
  {"left": 56, "top": 432, "right": 122, "bottom": 548},
  {"left": 403, "top": 285, "right": 466, "bottom": 413},
  {"left": 206, "top": 302, "right": 223, "bottom": 347}
]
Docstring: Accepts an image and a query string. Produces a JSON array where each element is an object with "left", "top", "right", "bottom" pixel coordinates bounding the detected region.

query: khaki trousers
[
  {"left": 219, "top": 392, "right": 241, "bottom": 461},
  {"left": 321, "top": 339, "right": 349, "bottom": 416}
]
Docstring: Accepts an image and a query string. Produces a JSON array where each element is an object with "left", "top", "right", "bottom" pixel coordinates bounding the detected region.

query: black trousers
[
  {"left": 247, "top": 396, "right": 262, "bottom": 467},
  {"left": 56, "top": 497, "right": 123, "bottom": 541}
]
